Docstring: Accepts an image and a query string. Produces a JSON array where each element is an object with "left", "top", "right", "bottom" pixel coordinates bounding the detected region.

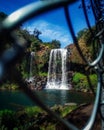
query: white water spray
[
  {"left": 46, "top": 49, "right": 69, "bottom": 90},
  {"left": 28, "top": 51, "right": 35, "bottom": 83}
]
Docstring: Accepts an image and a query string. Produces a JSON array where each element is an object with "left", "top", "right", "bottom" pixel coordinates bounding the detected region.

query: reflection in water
[
  {"left": 36, "top": 90, "right": 94, "bottom": 106},
  {"left": 0, "top": 90, "right": 94, "bottom": 110}
]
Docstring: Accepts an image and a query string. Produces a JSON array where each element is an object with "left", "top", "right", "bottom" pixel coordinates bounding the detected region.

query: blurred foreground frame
[{"left": 0, "top": 0, "right": 104, "bottom": 130}]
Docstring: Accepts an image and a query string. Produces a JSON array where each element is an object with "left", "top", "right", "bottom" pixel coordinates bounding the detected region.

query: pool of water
[{"left": 0, "top": 90, "right": 94, "bottom": 110}]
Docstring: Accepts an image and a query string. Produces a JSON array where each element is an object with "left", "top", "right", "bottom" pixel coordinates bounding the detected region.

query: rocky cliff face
[
  {"left": 36, "top": 44, "right": 51, "bottom": 65},
  {"left": 66, "top": 38, "right": 92, "bottom": 65}
]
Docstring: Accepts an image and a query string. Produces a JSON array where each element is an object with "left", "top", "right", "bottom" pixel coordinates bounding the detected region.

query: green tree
[
  {"left": 51, "top": 39, "right": 61, "bottom": 48},
  {"left": 77, "top": 28, "right": 88, "bottom": 40},
  {"left": 33, "top": 28, "right": 42, "bottom": 39}
]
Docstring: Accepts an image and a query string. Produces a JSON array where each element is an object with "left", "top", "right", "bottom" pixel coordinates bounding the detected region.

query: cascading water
[
  {"left": 46, "top": 49, "right": 69, "bottom": 90},
  {"left": 28, "top": 51, "right": 35, "bottom": 83}
]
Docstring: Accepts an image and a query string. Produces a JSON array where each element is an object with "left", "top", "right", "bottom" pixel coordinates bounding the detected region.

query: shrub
[
  {"left": 0, "top": 110, "right": 17, "bottom": 129},
  {"left": 72, "top": 72, "right": 85, "bottom": 84},
  {"left": 72, "top": 72, "right": 97, "bottom": 92},
  {"left": 38, "top": 72, "right": 47, "bottom": 77},
  {"left": 24, "top": 106, "right": 44, "bottom": 117},
  {"left": 0, "top": 105, "right": 77, "bottom": 130},
  {"left": 1, "top": 83, "right": 19, "bottom": 90}
]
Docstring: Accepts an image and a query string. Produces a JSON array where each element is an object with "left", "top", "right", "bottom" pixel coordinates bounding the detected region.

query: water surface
[{"left": 0, "top": 90, "right": 94, "bottom": 110}]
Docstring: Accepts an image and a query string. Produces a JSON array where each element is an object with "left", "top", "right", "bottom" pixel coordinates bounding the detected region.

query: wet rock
[{"left": 27, "top": 76, "right": 47, "bottom": 90}]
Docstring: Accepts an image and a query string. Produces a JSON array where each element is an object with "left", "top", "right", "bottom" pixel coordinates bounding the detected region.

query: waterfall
[
  {"left": 28, "top": 51, "right": 35, "bottom": 83},
  {"left": 46, "top": 49, "right": 69, "bottom": 90}
]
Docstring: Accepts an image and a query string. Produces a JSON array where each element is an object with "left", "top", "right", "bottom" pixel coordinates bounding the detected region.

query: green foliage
[
  {"left": 0, "top": 82, "right": 18, "bottom": 90},
  {"left": 18, "top": 29, "right": 61, "bottom": 79},
  {"left": 72, "top": 72, "right": 84, "bottom": 83},
  {"left": 51, "top": 105, "right": 77, "bottom": 117},
  {"left": 72, "top": 72, "right": 97, "bottom": 92},
  {"left": 51, "top": 40, "right": 61, "bottom": 48},
  {"left": 24, "top": 106, "right": 44, "bottom": 116},
  {"left": 31, "top": 38, "right": 41, "bottom": 51},
  {"left": 38, "top": 72, "right": 48, "bottom": 77},
  {"left": 0, "top": 104, "right": 77, "bottom": 130},
  {"left": 77, "top": 28, "right": 88, "bottom": 40},
  {"left": 77, "top": 27, "right": 95, "bottom": 44},
  {"left": 0, "top": 12, "right": 62, "bottom": 85},
  {"left": 89, "top": 74, "right": 97, "bottom": 88},
  {"left": 0, "top": 110, "right": 17, "bottom": 129},
  {"left": 40, "top": 124, "right": 55, "bottom": 130},
  {"left": 61, "top": 105, "right": 77, "bottom": 117}
]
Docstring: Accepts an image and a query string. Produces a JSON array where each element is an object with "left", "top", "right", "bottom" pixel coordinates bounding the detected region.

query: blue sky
[{"left": 0, "top": 0, "right": 95, "bottom": 48}]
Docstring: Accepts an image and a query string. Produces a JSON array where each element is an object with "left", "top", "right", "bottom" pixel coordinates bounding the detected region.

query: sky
[{"left": 0, "top": 0, "right": 95, "bottom": 48}]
